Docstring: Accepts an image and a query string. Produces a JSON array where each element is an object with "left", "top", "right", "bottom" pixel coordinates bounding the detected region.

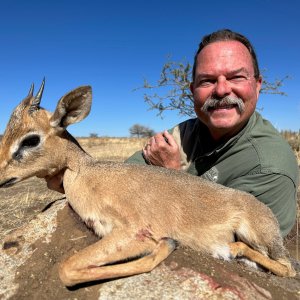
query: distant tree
[
  {"left": 89, "top": 133, "right": 98, "bottom": 138},
  {"left": 129, "top": 124, "right": 155, "bottom": 138},
  {"left": 138, "top": 58, "right": 290, "bottom": 118}
]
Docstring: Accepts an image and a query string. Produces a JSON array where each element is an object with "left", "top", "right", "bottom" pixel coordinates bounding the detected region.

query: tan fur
[{"left": 0, "top": 84, "right": 296, "bottom": 286}]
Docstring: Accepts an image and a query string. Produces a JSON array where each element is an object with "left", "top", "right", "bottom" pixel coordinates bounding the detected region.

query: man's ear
[
  {"left": 256, "top": 75, "right": 263, "bottom": 98},
  {"left": 50, "top": 86, "right": 92, "bottom": 129},
  {"left": 190, "top": 82, "right": 194, "bottom": 94}
]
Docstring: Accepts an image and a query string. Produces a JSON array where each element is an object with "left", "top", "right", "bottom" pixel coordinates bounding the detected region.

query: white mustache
[{"left": 201, "top": 97, "right": 245, "bottom": 113}]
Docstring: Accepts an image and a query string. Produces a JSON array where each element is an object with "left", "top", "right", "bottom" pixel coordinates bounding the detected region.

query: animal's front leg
[{"left": 59, "top": 229, "right": 176, "bottom": 286}]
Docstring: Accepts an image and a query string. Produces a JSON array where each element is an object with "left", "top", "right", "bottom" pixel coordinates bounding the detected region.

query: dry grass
[
  {"left": 78, "top": 137, "right": 147, "bottom": 162},
  {"left": 0, "top": 178, "right": 62, "bottom": 239},
  {"left": 281, "top": 130, "right": 300, "bottom": 164}
]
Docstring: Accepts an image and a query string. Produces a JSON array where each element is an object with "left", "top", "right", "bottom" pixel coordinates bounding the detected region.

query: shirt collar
[{"left": 195, "top": 113, "right": 256, "bottom": 158}]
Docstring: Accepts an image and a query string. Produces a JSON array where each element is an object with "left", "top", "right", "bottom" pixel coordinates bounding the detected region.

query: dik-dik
[{"left": 0, "top": 81, "right": 296, "bottom": 286}]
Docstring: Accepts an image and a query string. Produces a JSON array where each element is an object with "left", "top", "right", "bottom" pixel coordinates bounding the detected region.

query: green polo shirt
[{"left": 126, "top": 112, "right": 299, "bottom": 237}]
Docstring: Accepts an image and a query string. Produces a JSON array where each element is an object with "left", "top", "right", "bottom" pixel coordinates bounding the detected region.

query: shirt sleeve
[
  {"left": 227, "top": 173, "right": 297, "bottom": 237},
  {"left": 124, "top": 150, "right": 148, "bottom": 165}
]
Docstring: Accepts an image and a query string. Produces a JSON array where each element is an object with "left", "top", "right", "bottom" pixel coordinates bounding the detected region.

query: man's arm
[
  {"left": 125, "top": 149, "right": 147, "bottom": 165},
  {"left": 228, "top": 173, "right": 297, "bottom": 237}
]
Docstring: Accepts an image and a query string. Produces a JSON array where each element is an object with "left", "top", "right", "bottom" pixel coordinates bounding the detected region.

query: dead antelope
[{"left": 0, "top": 81, "right": 296, "bottom": 286}]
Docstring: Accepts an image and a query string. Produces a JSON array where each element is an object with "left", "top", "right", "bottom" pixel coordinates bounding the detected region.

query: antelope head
[{"left": 0, "top": 80, "right": 92, "bottom": 188}]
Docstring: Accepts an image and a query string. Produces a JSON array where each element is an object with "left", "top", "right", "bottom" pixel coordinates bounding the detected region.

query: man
[
  {"left": 126, "top": 29, "right": 299, "bottom": 237},
  {"left": 47, "top": 29, "right": 298, "bottom": 237}
]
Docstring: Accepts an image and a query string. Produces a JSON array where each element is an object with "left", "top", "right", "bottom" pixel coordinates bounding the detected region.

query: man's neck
[{"left": 208, "top": 120, "right": 249, "bottom": 144}]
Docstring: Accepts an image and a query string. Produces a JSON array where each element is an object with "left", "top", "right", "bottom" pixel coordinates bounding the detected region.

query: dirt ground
[{"left": 1, "top": 177, "right": 300, "bottom": 300}]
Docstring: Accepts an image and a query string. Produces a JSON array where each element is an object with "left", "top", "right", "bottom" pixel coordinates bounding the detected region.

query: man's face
[{"left": 190, "top": 40, "right": 262, "bottom": 140}]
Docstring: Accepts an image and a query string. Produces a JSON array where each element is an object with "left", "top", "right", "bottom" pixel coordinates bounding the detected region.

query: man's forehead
[
  {"left": 199, "top": 40, "right": 251, "bottom": 56},
  {"left": 197, "top": 67, "right": 252, "bottom": 78},
  {"left": 195, "top": 41, "right": 254, "bottom": 74}
]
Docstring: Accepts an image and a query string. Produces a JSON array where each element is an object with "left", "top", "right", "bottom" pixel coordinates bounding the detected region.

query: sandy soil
[{"left": 7, "top": 205, "right": 300, "bottom": 300}]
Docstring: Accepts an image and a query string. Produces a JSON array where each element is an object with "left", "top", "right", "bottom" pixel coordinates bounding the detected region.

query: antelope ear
[{"left": 50, "top": 86, "right": 92, "bottom": 129}]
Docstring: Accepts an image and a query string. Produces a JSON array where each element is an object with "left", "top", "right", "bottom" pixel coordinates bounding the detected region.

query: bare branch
[{"left": 136, "top": 59, "right": 290, "bottom": 118}]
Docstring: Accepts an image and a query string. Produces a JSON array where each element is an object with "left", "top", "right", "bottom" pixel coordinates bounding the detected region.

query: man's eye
[
  {"left": 198, "top": 79, "right": 215, "bottom": 87},
  {"left": 229, "top": 76, "right": 247, "bottom": 82}
]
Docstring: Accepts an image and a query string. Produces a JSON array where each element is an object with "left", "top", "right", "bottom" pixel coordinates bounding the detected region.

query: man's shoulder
[
  {"left": 171, "top": 118, "right": 199, "bottom": 134},
  {"left": 171, "top": 117, "right": 206, "bottom": 146},
  {"left": 242, "top": 113, "right": 299, "bottom": 183}
]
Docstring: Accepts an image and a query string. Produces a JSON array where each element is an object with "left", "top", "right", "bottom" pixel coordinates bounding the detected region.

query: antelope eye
[{"left": 20, "top": 134, "right": 40, "bottom": 148}]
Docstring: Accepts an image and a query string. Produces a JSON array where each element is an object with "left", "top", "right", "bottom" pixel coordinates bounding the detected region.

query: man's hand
[
  {"left": 142, "top": 130, "right": 181, "bottom": 170},
  {"left": 45, "top": 170, "right": 65, "bottom": 194}
]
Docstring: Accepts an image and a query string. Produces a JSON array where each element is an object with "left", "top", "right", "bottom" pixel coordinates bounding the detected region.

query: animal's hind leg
[
  {"left": 229, "top": 242, "right": 295, "bottom": 277},
  {"left": 59, "top": 229, "right": 176, "bottom": 286}
]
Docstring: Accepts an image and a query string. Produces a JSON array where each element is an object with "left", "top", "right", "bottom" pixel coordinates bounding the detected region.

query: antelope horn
[
  {"left": 28, "top": 78, "right": 45, "bottom": 114},
  {"left": 34, "top": 78, "right": 45, "bottom": 105},
  {"left": 27, "top": 83, "right": 34, "bottom": 97}
]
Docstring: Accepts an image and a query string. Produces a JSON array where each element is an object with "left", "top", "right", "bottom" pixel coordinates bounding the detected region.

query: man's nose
[{"left": 213, "top": 76, "right": 231, "bottom": 97}]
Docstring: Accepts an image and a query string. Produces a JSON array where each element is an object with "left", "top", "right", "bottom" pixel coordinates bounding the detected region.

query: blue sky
[{"left": 0, "top": 0, "right": 299, "bottom": 137}]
